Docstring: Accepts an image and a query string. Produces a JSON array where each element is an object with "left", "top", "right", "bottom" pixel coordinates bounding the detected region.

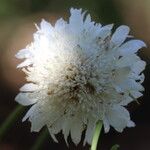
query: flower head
[{"left": 15, "top": 8, "right": 146, "bottom": 145}]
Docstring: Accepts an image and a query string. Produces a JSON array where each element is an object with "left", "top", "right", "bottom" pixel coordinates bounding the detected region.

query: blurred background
[{"left": 0, "top": 0, "right": 150, "bottom": 149}]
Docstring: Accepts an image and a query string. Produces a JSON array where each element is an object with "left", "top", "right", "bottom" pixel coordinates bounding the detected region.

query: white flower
[{"left": 15, "top": 8, "right": 146, "bottom": 145}]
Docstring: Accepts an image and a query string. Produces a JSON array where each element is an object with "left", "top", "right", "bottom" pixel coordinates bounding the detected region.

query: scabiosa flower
[{"left": 15, "top": 8, "right": 146, "bottom": 145}]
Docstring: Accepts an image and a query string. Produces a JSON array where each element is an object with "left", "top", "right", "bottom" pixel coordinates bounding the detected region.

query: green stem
[
  {"left": 0, "top": 105, "right": 25, "bottom": 140},
  {"left": 91, "top": 120, "right": 103, "bottom": 150},
  {"left": 31, "top": 128, "right": 49, "bottom": 150}
]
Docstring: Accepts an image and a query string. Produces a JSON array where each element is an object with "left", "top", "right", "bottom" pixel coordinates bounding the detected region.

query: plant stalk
[
  {"left": 31, "top": 128, "right": 49, "bottom": 150},
  {"left": 0, "top": 105, "right": 25, "bottom": 140},
  {"left": 91, "top": 120, "right": 103, "bottom": 150}
]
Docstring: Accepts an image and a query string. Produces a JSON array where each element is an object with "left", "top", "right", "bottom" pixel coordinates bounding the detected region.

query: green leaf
[{"left": 110, "top": 144, "right": 120, "bottom": 150}]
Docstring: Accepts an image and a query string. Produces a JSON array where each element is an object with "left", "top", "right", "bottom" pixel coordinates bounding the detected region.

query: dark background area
[{"left": 0, "top": 0, "right": 150, "bottom": 149}]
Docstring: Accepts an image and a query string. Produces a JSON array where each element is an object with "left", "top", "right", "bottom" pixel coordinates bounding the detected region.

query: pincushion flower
[{"left": 15, "top": 8, "right": 146, "bottom": 145}]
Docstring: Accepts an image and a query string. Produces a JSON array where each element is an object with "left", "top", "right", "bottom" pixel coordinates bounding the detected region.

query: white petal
[
  {"left": 119, "top": 40, "right": 146, "bottom": 55},
  {"left": 17, "top": 59, "right": 32, "bottom": 68},
  {"left": 113, "top": 67, "right": 130, "bottom": 84},
  {"left": 15, "top": 49, "right": 30, "bottom": 59},
  {"left": 119, "top": 79, "right": 144, "bottom": 92},
  {"left": 132, "top": 60, "right": 146, "bottom": 74},
  {"left": 20, "top": 83, "right": 38, "bottom": 92},
  {"left": 111, "top": 25, "right": 130, "bottom": 46},
  {"left": 40, "top": 19, "right": 53, "bottom": 33},
  {"left": 23, "top": 105, "right": 46, "bottom": 132},
  {"left": 116, "top": 54, "right": 140, "bottom": 68},
  {"left": 84, "top": 14, "right": 96, "bottom": 30},
  {"left": 119, "top": 96, "right": 133, "bottom": 106},
  {"left": 70, "top": 117, "right": 83, "bottom": 145},
  {"left": 103, "top": 118, "right": 110, "bottom": 133},
  {"left": 84, "top": 14, "right": 91, "bottom": 24},
  {"left": 84, "top": 117, "right": 97, "bottom": 145},
  {"left": 15, "top": 93, "right": 37, "bottom": 106},
  {"left": 48, "top": 117, "right": 63, "bottom": 135},
  {"left": 69, "top": 8, "right": 84, "bottom": 33},
  {"left": 55, "top": 18, "right": 67, "bottom": 30},
  {"left": 49, "top": 133, "right": 58, "bottom": 143},
  {"left": 22, "top": 104, "right": 36, "bottom": 121},
  {"left": 97, "top": 24, "right": 113, "bottom": 39},
  {"left": 47, "top": 118, "right": 64, "bottom": 143},
  {"left": 139, "top": 73, "right": 145, "bottom": 83},
  {"left": 30, "top": 119, "right": 45, "bottom": 132},
  {"left": 62, "top": 118, "right": 71, "bottom": 146},
  {"left": 127, "top": 120, "right": 135, "bottom": 127},
  {"left": 130, "top": 91, "right": 143, "bottom": 99},
  {"left": 130, "top": 80, "right": 144, "bottom": 91},
  {"left": 106, "top": 105, "right": 134, "bottom": 132}
]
